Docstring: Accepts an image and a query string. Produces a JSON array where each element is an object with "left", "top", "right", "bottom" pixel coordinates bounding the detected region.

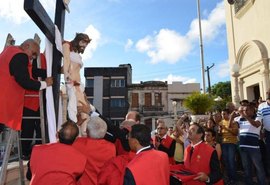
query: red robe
[
  {"left": 183, "top": 142, "right": 223, "bottom": 185},
  {"left": 127, "top": 149, "right": 170, "bottom": 185},
  {"left": 72, "top": 137, "right": 116, "bottom": 185},
  {"left": 115, "top": 138, "right": 130, "bottom": 155},
  {"left": 24, "top": 53, "right": 47, "bottom": 111},
  {"left": 0, "top": 46, "right": 26, "bottom": 130},
  {"left": 152, "top": 135, "right": 176, "bottom": 164},
  {"left": 30, "top": 143, "right": 87, "bottom": 185},
  {"left": 98, "top": 152, "right": 135, "bottom": 185}
]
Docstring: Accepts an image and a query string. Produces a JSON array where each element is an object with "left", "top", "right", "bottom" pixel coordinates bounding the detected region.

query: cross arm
[{"left": 24, "top": 0, "right": 55, "bottom": 43}]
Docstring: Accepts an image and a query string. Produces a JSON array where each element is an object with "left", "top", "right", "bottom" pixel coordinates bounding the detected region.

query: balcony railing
[{"left": 142, "top": 105, "right": 164, "bottom": 112}]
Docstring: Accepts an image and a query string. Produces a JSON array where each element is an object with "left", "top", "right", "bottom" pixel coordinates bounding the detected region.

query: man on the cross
[{"left": 63, "top": 33, "right": 93, "bottom": 136}]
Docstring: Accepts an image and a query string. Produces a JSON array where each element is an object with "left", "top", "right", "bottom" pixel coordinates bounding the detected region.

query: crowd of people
[
  {"left": 25, "top": 98, "right": 269, "bottom": 185},
  {"left": 168, "top": 99, "right": 270, "bottom": 185},
  {"left": 0, "top": 35, "right": 270, "bottom": 185}
]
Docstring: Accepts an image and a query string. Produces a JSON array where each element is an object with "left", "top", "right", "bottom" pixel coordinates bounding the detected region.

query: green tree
[
  {"left": 211, "top": 81, "right": 232, "bottom": 100},
  {"left": 211, "top": 81, "right": 232, "bottom": 112},
  {"left": 183, "top": 92, "right": 214, "bottom": 114}
]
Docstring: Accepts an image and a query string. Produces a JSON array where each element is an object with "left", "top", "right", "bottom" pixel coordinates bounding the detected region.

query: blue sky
[{"left": 0, "top": 0, "right": 230, "bottom": 88}]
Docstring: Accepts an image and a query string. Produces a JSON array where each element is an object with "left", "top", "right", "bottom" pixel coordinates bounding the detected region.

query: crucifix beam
[
  {"left": 24, "top": 0, "right": 66, "bottom": 128},
  {"left": 24, "top": 0, "right": 55, "bottom": 43}
]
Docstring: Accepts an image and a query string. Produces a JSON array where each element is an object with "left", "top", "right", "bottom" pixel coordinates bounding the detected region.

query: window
[
  {"left": 111, "top": 99, "right": 126, "bottom": 107},
  {"left": 111, "top": 120, "right": 122, "bottom": 127},
  {"left": 234, "top": 0, "right": 255, "bottom": 16},
  {"left": 154, "top": 93, "right": 162, "bottom": 106},
  {"left": 111, "top": 79, "right": 125, "bottom": 87},
  {"left": 85, "top": 79, "right": 94, "bottom": 88},
  {"left": 144, "top": 93, "right": 152, "bottom": 106},
  {"left": 87, "top": 98, "right": 93, "bottom": 105},
  {"left": 234, "top": 0, "right": 247, "bottom": 13},
  {"left": 131, "top": 93, "right": 139, "bottom": 107}
]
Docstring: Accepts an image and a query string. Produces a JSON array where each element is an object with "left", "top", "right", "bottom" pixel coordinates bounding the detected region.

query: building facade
[
  {"left": 84, "top": 64, "right": 132, "bottom": 126},
  {"left": 168, "top": 81, "right": 201, "bottom": 115},
  {"left": 84, "top": 63, "right": 200, "bottom": 129},
  {"left": 225, "top": 0, "right": 270, "bottom": 105},
  {"left": 128, "top": 81, "right": 200, "bottom": 130}
]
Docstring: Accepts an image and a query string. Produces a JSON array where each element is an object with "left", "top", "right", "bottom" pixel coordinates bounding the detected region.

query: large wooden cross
[{"left": 24, "top": 0, "right": 66, "bottom": 124}]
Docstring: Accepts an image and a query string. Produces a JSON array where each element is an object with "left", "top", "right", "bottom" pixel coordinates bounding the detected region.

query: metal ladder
[{"left": 0, "top": 55, "right": 47, "bottom": 185}]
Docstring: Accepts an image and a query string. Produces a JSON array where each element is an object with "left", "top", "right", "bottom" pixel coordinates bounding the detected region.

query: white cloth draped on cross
[{"left": 45, "top": 25, "right": 63, "bottom": 143}]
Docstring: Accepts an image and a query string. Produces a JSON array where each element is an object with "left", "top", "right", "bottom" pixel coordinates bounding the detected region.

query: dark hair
[
  {"left": 205, "top": 128, "right": 216, "bottom": 138},
  {"left": 58, "top": 121, "right": 79, "bottom": 145},
  {"left": 130, "top": 124, "right": 151, "bottom": 147},
  {"left": 208, "top": 117, "right": 216, "bottom": 126},
  {"left": 135, "top": 112, "right": 141, "bottom": 122},
  {"left": 70, "top": 33, "right": 91, "bottom": 52},
  {"left": 192, "top": 122, "right": 205, "bottom": 140},
  {"left": 240, "top": 99, "right": 249, "bottom": 105},
  {"left": 222, "top": 108, "right": 230, "bottom": 114}
]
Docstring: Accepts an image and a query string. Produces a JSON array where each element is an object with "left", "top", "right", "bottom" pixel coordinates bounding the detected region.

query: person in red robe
[
  {"left": 153, "top": 119, "right": 176, "bottom": 164},
  {"left": 124, "top": 124, "right": 170, "bottom": 185},
  {"left": 29, "top": 121, "right": 87, "bottom": 185},
  {"left": 98, "top": 151, "right": 135, "bottom": 185},
  {"left": 170, "top": 122, "right": 223, "bottom": 185},
  {"left": 97, "top": 120, "right": 137, "bottom": 185},
  {"left": 0, "top": 39, "right": 53, "bottom": 131},
  {"left": 72, "top": 116, "right": 116, "bottom": 185}
]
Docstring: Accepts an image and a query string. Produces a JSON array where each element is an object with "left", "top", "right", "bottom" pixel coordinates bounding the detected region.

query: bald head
[
  {"left": 20, "top": 39, "right": 40, "bottom": 60},
  {"left": 120, "top": 120, "right": 137, "bottom": 131},
  {"left": 58, "top": 121, "right": 79, "bottom": 145},
  {"left": 125, "top": 111, "right": 140, "bottom": 124}
]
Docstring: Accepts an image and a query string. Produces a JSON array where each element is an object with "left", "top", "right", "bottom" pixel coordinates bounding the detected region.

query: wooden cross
[{"left": 24, "top": 0, "right": 66, "bottom": 124}]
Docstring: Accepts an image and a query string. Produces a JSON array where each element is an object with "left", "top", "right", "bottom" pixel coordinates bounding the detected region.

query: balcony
[{"left": 142, "top": 105, "right": 164, "bottom": 112}]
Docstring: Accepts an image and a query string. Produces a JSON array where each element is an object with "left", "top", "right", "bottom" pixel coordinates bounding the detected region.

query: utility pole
[
  {"left": 196, "top": 0, "right": 206, "bottom": 93},
  {"left": 205, "top": 63, "right": 215, "bottom": 94}
]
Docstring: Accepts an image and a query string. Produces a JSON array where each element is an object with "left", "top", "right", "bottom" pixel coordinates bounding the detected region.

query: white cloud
[
  {"left": 0, "top": 1, "right": 28, "bottom": 24},
  {"left": 136, "top": 29, "right": 192, "bottom": 64},
  {"left": 0, "top": 0, "right": 55, "bottom": 24},
  {"left": 40, "top": 0, "right": 56, "bottom": 13},
  {"left": 134, "top": 1, "right": 225, "bottom": 64},
  {"left": 125, "top": 39, "right": 133, "bottom": 51},
  {"left": 215, "top": 61, "right": 230, "bottom": 78},
  {"left": 155, "top": 74, "right": 196, "bottom": 84},
  {"left": 187, "top": 1, "right": 225, "bottom": 42},
  {"left": 82, "top": 24, "right": 101, "bottom": 61},
  {"left": 136, "top": 36, "right": 152, "bottom": 52}
]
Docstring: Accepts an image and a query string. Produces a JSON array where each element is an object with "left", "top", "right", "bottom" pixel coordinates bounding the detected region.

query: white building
[
  {"left": 225, "top": 0, "right": 270, "bottom": 105},
  {"left": 128, "top": 81, "right": 200, "bottom": 130}
]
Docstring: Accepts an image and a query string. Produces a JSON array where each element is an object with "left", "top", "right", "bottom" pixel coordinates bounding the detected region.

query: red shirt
[
  {"left": 183, "top": 142, "right": 223, "bottom": 185},
  {"left": 24, "top": 53, "right": 47, "bottom": 111},
  {"left": 0, "top": 46, "right": 26, "bottom": 130},
  {"left": 72, "top": 137, "right": 116, "bottom": 185},
  {"left": 30, "top": 143, "right": 87, "bottom": 185},
  {"left": 98, "top": 152, "right": 135, "bottom": 185},
  {"left": 127, "top": 149, "right": 170, "bottom": 185}
]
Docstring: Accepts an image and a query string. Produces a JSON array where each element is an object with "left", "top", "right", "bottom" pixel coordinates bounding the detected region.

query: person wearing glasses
[{"left": 153, "top": 119, "right": 176, "bottom": 164}]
